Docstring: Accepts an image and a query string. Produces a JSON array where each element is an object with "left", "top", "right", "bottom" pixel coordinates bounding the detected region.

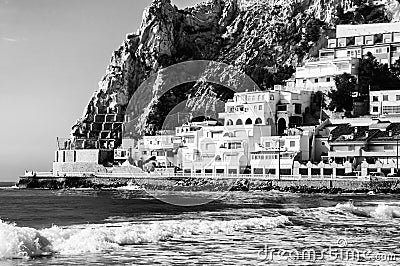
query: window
[
  {"left": 384, "top": 145, "right": 393, "bottom": 150},
  {"left": 142, "top": 151, "right": 147, "bottom": 155},
  {"left": 290, "top": 141, "right": 295, "bottom": 147},
  {"left": 303, "top": 79, "right": 306, "bottom": 84},
  {"left": 265, "top": 142, "right": 271, "bottom": 148},
  {"left": 383, "top": 95, "right": 389, "bottom": 101},
  {"left": 277, "top": 105, "right": 287, "bottom": 111},
  {"left": 372, "top": 96, "right": 379, "bottom": 102},
  {"left": 396, "top": 95, "right": 400, "bottom": 101},
  {"left": 227, "top": 142, "right": 242, "bottom": 149},
  {"left": 326, "top": 77, "right": 331, "bottom": 82},
  {"left": 259, "top": 105, "right": 263, "bottom": 110},
  {"left": 279, "top": 140, "right": 285, "bottom": 147},
  {"left": 314, "top": 78, "right": 319, "bottom": 83},
  {"left": 186, "top": 137, "right": 195, "bottom": 143},
  {"left": 294, "top": 104, "right": 302, "bottom": 114},
  {"left": 373, "top": 106, "right": 379, "bottom": 113},
  {"left": 383, "top": 106, "right": 400, "bottom": 114}
]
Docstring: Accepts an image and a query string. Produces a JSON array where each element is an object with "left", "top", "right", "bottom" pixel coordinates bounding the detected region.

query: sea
[{"left": 0, "top": 182, "right": 400, "bottom": 265}]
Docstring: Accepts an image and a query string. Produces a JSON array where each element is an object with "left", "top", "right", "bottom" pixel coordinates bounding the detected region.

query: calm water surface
[{"left": 0, "top": 185, "right": 399, "bottom": 265}]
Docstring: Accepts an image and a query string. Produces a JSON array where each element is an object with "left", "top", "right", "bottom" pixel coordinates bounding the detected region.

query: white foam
[
  {"left": 335, "top": 201, "right": 400, "bottom": 219},
  {"left": 335, "top": 202, "right": 370, "bottom": 217},
  {"left": 370, "top": 204, "right": 400, "bottom": 219},
  {"left": 0, "top": 216, "right": 290, "bottom": 258},
  {"left": 0, "top": 221, "right": 53, "bottom": 259}
]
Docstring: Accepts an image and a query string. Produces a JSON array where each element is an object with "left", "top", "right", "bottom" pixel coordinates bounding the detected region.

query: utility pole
[{"left": 277, "top": 137, "right": 281, "bottom": 181}]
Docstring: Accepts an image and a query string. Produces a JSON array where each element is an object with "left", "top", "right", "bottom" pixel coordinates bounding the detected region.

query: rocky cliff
[{"left": 71, "top": 0, "right": 400, "bottom": 142}]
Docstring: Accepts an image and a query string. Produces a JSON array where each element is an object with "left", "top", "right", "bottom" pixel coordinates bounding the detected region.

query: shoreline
[{"left": 17, "top": 174, "right": 400, "bottom": 194}]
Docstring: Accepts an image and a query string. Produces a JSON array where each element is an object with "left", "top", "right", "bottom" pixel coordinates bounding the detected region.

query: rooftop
[
  {"left": 336, "top": 22, "right": 400, "bottom": 38},
  {"left": 330, "top": 123, "right": 400, "bottom": 143}
]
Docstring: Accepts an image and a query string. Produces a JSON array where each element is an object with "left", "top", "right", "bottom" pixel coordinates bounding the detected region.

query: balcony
[
  {"left": 361, "top": 150, "right": 397, "bottom": 157},
  {"left": 319, "top": 55, "right": 335, "bottom": 61},
  {"left": 329, "top": 150, "right": 361, "bottom": 157}
]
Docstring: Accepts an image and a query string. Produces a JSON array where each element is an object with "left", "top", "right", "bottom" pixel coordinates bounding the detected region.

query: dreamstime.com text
[{"left": 258, "top": 238, "right": 398, "bottom": 263}]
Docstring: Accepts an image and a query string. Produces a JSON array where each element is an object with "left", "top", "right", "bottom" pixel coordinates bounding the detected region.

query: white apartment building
[
  {"left": 326, "top": 22, "right": 400, "bottom": 66},
  {"left": 370, "top": 89, "right": 400, "bottom": 116},
  {"left": 250, "top": 128, "right": 311, "bottom": 175},
  {"left": 219, "top": 90, "right": 312, "bottom": 136},
  {"left": 292, "top": 22, "right": 400, "bottom": 93},
  {"left": 177, "top": 120, "right": 271, "bottom": 174},
  {"left": 293, "top": 58, "right": 360, "bottom": 93},
  {"left": 131, "top": 134, "right": 176, "bottom": 167}
]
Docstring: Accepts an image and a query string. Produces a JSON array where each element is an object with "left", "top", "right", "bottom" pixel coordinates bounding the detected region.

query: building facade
[
  {"left": 370, "top": 89, "right": 400, "bottom": 117},
  {"left": 219, "top": 89, "right": 312, "bottom": 136}
]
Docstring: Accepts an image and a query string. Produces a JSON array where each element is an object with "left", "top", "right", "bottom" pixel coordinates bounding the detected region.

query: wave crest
[
  {"left": 370, "top": 204, "right": 400, "bottom": 219},
  {"left": 0, "top": 215, "right": 290, "bottom": 258},
  {"left": 336, "top": 202, "right": 400, "bottom": 219},
  {"left": 0, "top": 221, "right": 53, "bottom": 259}
]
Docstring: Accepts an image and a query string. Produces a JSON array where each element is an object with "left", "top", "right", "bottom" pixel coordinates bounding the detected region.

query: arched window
[
  {"left": 236, "top": 119, "right": 243, "bottom": 125},
  {"left": 270, "top": 95, "right": 274, "bottom": 100},
  {"left": 255, "top": 118, "right": 263, "bottom": 125},
  {"left": 245, "top": 118, "right": 252, "bottom": 125},
  {"left": 226, "top": 119, "right": 234, "bottom": 126}
]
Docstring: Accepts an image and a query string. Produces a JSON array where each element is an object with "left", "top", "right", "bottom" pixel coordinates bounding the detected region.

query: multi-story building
[
  {"left": 327, "top": 121, "right": 400, "bottom": 175},
  {"left": 370, "top": 89, "right": 400, "bottom": 117},
  {"left": 293, "top": 58, "right": 360, "bottom": 93},
  {"left": 131, "top": 133, "right": 177, "bottom": 168},
  {"left": 176, "top": 119, "right": 271, "bottom": 175},
  {"left": 291, "top": 22, "right": 400, "bottom": 93},
  {"left": 250, "top": 128, "right": 312, "bottom": 175},
  {"left": 325, "top": 22, "right": 400, "bottom": 66},
  {"left": 219, "top": 89, "right": 312, "bottom": 136}
]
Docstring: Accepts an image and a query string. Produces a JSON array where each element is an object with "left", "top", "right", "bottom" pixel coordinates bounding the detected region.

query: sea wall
[{"left": 18, "top": 175, "right": 400, "bottom": 193}]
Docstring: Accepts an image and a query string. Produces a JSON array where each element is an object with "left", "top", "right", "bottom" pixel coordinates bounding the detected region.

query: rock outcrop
[{"left": 71, "top": 0, "right": 400, "bottom": 141}]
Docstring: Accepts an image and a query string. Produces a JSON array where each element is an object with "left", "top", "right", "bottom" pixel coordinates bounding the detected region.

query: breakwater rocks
[{"left": 18, "top": 176, "right": 400, "bottom": 194}]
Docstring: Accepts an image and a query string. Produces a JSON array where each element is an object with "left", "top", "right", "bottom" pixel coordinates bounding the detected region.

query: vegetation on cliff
[
  {"left": 329, "top": 52, "right": 400, "bottom": 114},
  {"left": 330, "top": 73, "right": 357, "bottom": 112}
]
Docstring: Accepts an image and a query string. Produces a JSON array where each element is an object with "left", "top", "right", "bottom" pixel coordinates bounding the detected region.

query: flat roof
[{"left": 336, "top": 22, "right": 400, "bottom": 38}]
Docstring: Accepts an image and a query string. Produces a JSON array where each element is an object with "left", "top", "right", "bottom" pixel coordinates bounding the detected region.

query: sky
[{"left": 0, "top": 0, "right": 203, "bottom": 181}]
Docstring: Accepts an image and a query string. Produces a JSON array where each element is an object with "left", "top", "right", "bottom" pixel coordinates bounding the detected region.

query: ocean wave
[
  {"left": 0, "top": 215, "right": 290, "bottom": 259},
  {"left": 370, "top": 204, "right": 400, "bottom": 219},
  {"left": 335, "top": 202, "right": 400, "bottom": 219},
  {"left": 0, "top": 221, "right": 52, "bottom": 259}
]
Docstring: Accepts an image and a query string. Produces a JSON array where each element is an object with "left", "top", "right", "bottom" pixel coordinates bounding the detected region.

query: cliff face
[{"left": 71, "top": 0, "right": 400, "bottom": 141}]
